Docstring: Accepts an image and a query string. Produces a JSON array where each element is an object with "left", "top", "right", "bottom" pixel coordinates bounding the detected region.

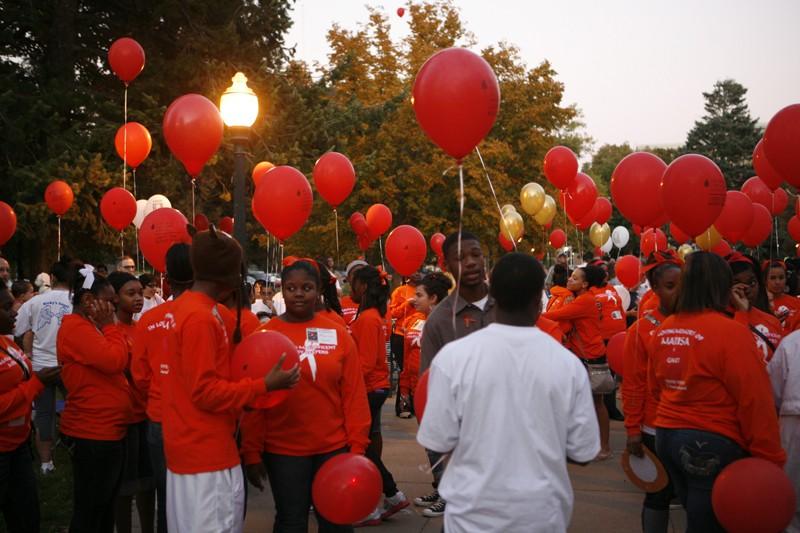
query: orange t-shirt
[
  {"left": 57, "top": 314, "right": 132, "bottom": 441},
  {"left": 162, "top": 291, "right": 266, "bottom": 475},
  {"left": 732, "top": 308, "right": 783, "bottom": 363},
  {"left": 390, "top": 284, "right": 416, "bottom": 335},
  {"left": 340, "top": 295, "right": 359, "bottom": 326},
  {"left": 638, "top": 290, "right": 659, "bottom": 318},
  {"left": 319, "top": 308, "right": 347, "bottom": 328},
  {"left": 240, "top": 314, "right": 371, "bottom": 461},
  {"left": 112, "top": 321, "right": 147, "bottom": 424},
  {"left": 542, "top": 292, "right": 605, "bottom": 359},
  {"left": 650, "top": 311, "right": 785, "bottom": 465},
  {"left": 535, "top": 316, "right": 564, "bottom": 344},
  {"left": 771, "top": 294, "right": 800, "bottom": 334},
  {"left": 591, "top": 285, "right": 627, "bottom": 340},
  {"left": 0, "top": 336, "right": 43, "bottom": 452},
  {"left": 399, "top": 311, "right": 426, "bottom": 396},
  {"left": 131, "top": 301, "right": 176, "bottom": 423},
  {"left": 622, "top": 309, "right": 665, "bottom": 437},
  {"left": 349, "top": 308, "right": 391, "bottom": 391}
]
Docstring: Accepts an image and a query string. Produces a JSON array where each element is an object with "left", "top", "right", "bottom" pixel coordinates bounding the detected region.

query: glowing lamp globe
[{"left": 220, "top": 72, "right": 259, "bottom": 129}]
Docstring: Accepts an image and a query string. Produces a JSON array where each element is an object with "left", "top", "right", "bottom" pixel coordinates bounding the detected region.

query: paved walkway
[{"left": 242, "top": 398, "right": 687, "bottom": 532}]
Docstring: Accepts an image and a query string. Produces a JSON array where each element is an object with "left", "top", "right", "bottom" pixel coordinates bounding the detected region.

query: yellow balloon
[
  {"left": 499, "top": 210, "right": 525, "bottom": 242},
  {"left": 677, "top": 243, "right": 695, "bottom": 261},
  {"left": 695, "top": 225, "right": 722, "bottom": 251},
  {"left": 533, "top": 195, "right": 557, "bottom": 226},
  {"left": 520, "top": 182, "right": 545, "bottom": 215},
  {"left": 589, "top": 222, "right": 611, "bottom": 247},
  {"left": 501, "top": 204, "right": 517, "bottom": 216}
]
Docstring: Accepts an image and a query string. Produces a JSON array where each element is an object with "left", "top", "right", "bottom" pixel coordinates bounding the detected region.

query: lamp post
[{"left": 220, "top": 72, "right": 259, "bottom": 247}]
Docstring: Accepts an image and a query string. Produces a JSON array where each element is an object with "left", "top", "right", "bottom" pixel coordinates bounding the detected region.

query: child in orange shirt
[{"left": 765, "top": 260, "right": 800, "bottom": 334}]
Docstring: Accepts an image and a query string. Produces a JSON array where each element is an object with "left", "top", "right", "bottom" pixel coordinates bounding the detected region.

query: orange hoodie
[
  {"left": 542, "top": 292, "right": 605, "bottom": 359},
  {"left": 622, "top": 309, "right": 665, "bottom": 437},
  {"left": 536, "top": 316, "right": 564, "bottom": 344},
  {"left": 131, "top": 301, "right": 176, "bottom": 423},
  {"left": 650, "top": 311, "right": 785, "bottom": 465},
  {"left": 732, "top": 308, "right": 783, "bottom": 363},
  {"left": 399, "top": 311, "right": 426, "bottom": 396},
  {"left": 546, "top": 286, "right": 573, "bottom": 334},
  {"left": 162, "top": 291, "right": 267, "bottom": 474},
  {"left": 349, "top": 308, "right": 391, "bottom": 391},
  {"left": 57, "top": 314, "right": 132, "bottom": 441},
  {"left": 0, "top": 336, "right": 43, "bottom": 451},
  {"left": 240, "top": 314, "right": 370, "bottom": 461},
  {"left": 591, "top": 285, "right": 627, "bottom": 340},
  {"left": 390, "top": 284, "right": 416, "bottom": 335}
]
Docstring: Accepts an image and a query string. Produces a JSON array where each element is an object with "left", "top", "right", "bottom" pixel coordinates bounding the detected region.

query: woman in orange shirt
[
  {"left": 650, "top": 252, "right": 785, "bottom": 532},
  {"left": 241, "top": 259, "right": 370, "bottom": 532},
  {"left": 765, "top": 260, "right": 800, "bottom": 333},
  {"left": 317, "top": 259, "right": 347, "bottom": 327},
  {"left": 57, "top": 266, "right": 133, "bottom": 533},
  {"left": 0, "top": 287, "right": 59, "bottom": 531}
]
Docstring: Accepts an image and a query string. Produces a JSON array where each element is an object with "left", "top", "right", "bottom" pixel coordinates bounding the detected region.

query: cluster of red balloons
[{"left": 350, "top": 204, "right": 393, "bottom": 251}]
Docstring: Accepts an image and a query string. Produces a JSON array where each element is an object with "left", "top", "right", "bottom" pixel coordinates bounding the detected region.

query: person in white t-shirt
[
  {"left": 14, "top": 257, "right": 74, "bottom": 473},
  {"left": 417, "top": 252, "right": 600, "bottom": 533},
  {"left": 135, "top": 273, "right": 165, "bottom": 320}
]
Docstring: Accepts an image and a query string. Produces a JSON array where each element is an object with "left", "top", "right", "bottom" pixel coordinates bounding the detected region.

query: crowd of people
[{"left": 1, "top": 226, "right": 799, "bottom": 533}]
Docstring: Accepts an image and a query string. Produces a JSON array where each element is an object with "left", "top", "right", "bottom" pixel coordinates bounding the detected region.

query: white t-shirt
[
  {"left": 13, "top": 288, "right": 73, "bottom": 370},
  {"left": 134, "top": 294, "right": 165, "bottom": 321},
  {"left": 273, "top": 291, "right": 286, "bottom": 316},
  {"left": 417, "top": 323, "right": 600, "bottom": 533}
]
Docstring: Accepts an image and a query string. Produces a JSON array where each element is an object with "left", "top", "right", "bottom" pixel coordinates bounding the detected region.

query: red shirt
[
  {"left": 131, "top": 301, "right": 176, "bottom": 423},
  {"left": 0, "top": 336, "right": 43, "bottom": 451},
  {"left": 340, "top": 296, "right": 359, "bottom": 326},
  {"left": 112, "top": 321, "right": 147, "bottom": 424},
  {"left": 163, "top": 291, "right": 266, "bottom": 474},
  {"left": 390, "top": 284, "right": 416, "bottom": 334},
  {"left": 542, "top": 292, "right": 605, "bottom": 359},
  {"left": 240, "top": 314, "right": 370, "bottom": 461},
  {"left": 399, "top": 311, "right": 426, "bottom": 395},
  {"left": 733, "top": 308, "right": 783, "bottom": 363},
  {"left": 650, "top": 311, "right": 785, "bottom": 465},
  {"left": 622, "top": 309, "right": 665, "bottom": 437},
  {"left": 57, "top": 314, "right": 132, "bottom": 440},
  {"left": 350, "top": 308, "right": 391, "bottom": 391},
  {"left": 319, "top": 308, "right": 347, "bottom": 328},
  {"left": 591, "top": 285, "right": 627, "bottom": 340},
  {"left": 638, "top": 290, "right": 659, "bottom": 318}
]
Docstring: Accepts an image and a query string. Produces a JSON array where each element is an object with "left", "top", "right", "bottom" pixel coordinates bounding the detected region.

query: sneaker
[
  {"left": 422, "top": 498, "right": 446, "bottom": 518},
  {"left": 354, "top": 507, "right": 382, "bottom": 527},
  {"left": 413, "top": 489, "right": 440, "bottom": 507},
  {"left": 381, "top": 491, "right": 410, "bottom": 519},
  {"left": 40, "top": 461, "right": 55, "bottom": 475},
  {"left": 396, "top": 395, "right": 412, "bottom": 419}
]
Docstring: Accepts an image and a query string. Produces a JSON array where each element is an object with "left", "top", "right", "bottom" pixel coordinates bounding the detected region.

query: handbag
[{"left": 586, "top": 361, "right": 616, "bottom": 395}]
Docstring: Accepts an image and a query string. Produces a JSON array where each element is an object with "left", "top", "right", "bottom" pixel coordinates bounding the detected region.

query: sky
[{"left": 284, "top": 0, "right": 800, "bottom": 151}]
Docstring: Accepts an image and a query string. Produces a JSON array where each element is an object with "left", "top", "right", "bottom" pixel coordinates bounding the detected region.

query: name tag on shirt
[{"left": 306, "top": 328, "right": 337, "bottom": 346}]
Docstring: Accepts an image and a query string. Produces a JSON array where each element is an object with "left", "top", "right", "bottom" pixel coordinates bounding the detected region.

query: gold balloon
[
  {"left": 520, "top": 182, "right": 546, "bottom": 215},
  {"left": 501, "top": 204, "right": 517, "bottom": 216},
  {"left": 589, "top": 222, "right": 611, "bottom": 247},
  {"left": 677, "top": 243, "right": 695, "bottom": 261},
  {"left": 695, "top": 225, "right": 722, "bottom": 251},
  {"left": 499, "top": 210, "right": 525, "bottom": 242},
  {"left": 533, "top": 195, "right": 557, "bottom": 226}
]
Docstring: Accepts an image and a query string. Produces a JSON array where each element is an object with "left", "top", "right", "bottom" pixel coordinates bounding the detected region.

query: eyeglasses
[{"left": 122, "top": 265, "right": 135, "bottom": 271}]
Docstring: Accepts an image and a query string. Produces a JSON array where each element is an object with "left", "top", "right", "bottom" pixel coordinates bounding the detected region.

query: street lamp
[{"left": 220, "top": 72, "right": 259, "bottom": 247}]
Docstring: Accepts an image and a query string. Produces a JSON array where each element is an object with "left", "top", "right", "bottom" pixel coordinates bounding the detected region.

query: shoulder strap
[
  {"left": 748, "top": 324, "right": 777, "bottom": 354},
  {"left": 0, "top": 344, "right": 31, "bottom": 381}
]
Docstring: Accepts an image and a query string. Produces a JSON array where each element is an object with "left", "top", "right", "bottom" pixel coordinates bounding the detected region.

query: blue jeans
[
  {"left": 146, "top": 421, "right": 167, "bottom": 533},
  {"left": 656, "top": 428, "right": 746, "bottom": 533}
]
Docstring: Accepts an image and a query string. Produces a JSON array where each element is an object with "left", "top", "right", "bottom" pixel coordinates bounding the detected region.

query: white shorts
[{"left": 166, "top": 466, "right": 245, "bottom": 533}]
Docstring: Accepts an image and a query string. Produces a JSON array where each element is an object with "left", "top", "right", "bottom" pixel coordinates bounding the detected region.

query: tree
[{"left": 684, "top": 79, "right": 761, "bottom": 189}]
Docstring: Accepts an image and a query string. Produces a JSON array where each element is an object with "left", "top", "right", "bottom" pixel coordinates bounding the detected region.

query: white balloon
[
  {"left": 613, "top": 284, "right": 631, "bottom": 311},
  {"left": 144, "top": 194, "right": 171, "bottom": 218},
  {"left": 611, "top": 226, "right": 630, "bottom": 248},
  {"left": 601, "top": 237, "right": 613, "bottom": 254},
  {"left": 133, "top": 199, "right": 148, "bottom": 229}
]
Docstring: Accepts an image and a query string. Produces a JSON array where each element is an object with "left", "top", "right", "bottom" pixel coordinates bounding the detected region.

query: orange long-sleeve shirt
[
  {"left": 592, "top": 285, "right": 627, "bottom": 340},
  {"left": 57, "top": 314, "right": 132, "bottom": 441},
  {"left": 771, "top": 294, "right": 800, "bottom": 334},
  {"left": 732, "top": 308, "right": 783, "bottom": 363},
  {"left": 399, "top": 311, "right": 426, "bottom": 396},
  {"left": 649, "top": 311, "right": 785, "bottom": 465},
  {"left": 390, "top": 284, "right": 416, "bottom": 335},
  {"left": 112, "top": 321, "right": 147, "bottom": 424},
  {"left": 131, "top": 301, "right": 176, "bottom": 423},
  {"left": 536, "top": 316, "right": 564, "bottom": 344},
  {"left": 350, "top": 308, "right": 391, "bottom": 391},
  {"left": 319, "top": 308, "right": 347, "bottom": 328},
  {"left": 340, "top": 295, "right": 359, "bottom": 326},
  {"left": 638, "top": 290, "right": 659, "bottom": 318},
  {"left": 542, "top": 292, "right": 605, "bottom": 359},
  {"left": 162, "top": 291, "right": 266, "bottom": 475},
  {"left": 240, "top": 314, "right": 370, "bottom": 462},
  {"left": 546, "top": 286, "right": 572, "bottom": 313},
  {"left": 0, "top": 336, "right": 43, "bottom": 452},
  {"left": 622, "top": 310, "right": 665, "bottom": 437}
]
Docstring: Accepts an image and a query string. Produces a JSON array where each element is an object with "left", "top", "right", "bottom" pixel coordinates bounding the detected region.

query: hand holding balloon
[{"left": 264, "top": 353, "right": 301, "bottom": 393}]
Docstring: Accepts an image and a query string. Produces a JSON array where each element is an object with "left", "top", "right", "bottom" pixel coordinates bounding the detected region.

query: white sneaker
[
  {"left": 381, "top": 490, "right": 410, "bottom": 519},
  {"left": 354, "top": 506, "right": 382, "bottom": 527},
  {"left": 40, "top": 461, "right": 55, "bottom": 474}
]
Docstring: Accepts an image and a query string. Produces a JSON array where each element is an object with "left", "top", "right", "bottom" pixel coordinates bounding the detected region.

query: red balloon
[
  {"left": 606, "top": 332, "right": 626, "bottom": 377},
  {"left": 415, "top": 369, "right": 429, "bottom": 423},
  {"left": 640, "top": 228, "right": 667, "bottom": 257},
  {"left": 572, "top": 202, "right": 596, "bottom": 231},
  {"left": 396, "top": 7, "right": 405, "bottom": 17},
  {"left": 711, "top": 239, "right": 732, "bottom": 257},
  {"left": 615, "top": 255, "right": 642, "bottom": 289},
  {"left": 108, "top": 37, "right": 145, "bottom": 84},
  {"left": 712, "top": 457, "right": 796, "bottom": 533},
  {"left": 313, "top": 152, "right": 356, "bottom": 209},
  {"left": 366, "top": 204, "right": 392, "bottom": 240},
  {"left": 611, "top": 152, "right": 668, "bottom": 227},
  {"left": 564, "top": 173, "right": 598, "bottom": 221},
  {"left": 772, "top": 188, "right": 788, "bottom": 216},
  {"left": 100, "top": 187, "right": 137, "bottom": 231},
  {"left": 752, "top": 139, "right": 783, "bottom": 190},
  {"left": 741, "top": 176, "right": 773, "bottom": 211},
  {"left": 163, "top": 94, "right": 223, "bottom": 177},
  {"left": 632, "top": 224, "right": 642, "bottom": 237},
  {"left": 114, "top": 122, "right": 152, "bottom": 169},
  {"left": 252, "top": 166, "right": 313, "bottom": 242},
  {"left": 661, "top": 154, "right": 726, "bottom": 237},
  {"left": 412, "top": 48, "right": 500, "bottom": 161},
  {"left": 594, "top": 197, "right": 612, "bottom": 225},
  {"left": 252, "top": 161, "right": 275, "bottom": 188},
  {"left": 230, "top": 330, "right": 299, "bottom": 409},
  {"left": 741, "top": 204, "right": 773, "bottom": 248},
  {"left": 788, "top": 216, "right": 800, "bottom": 242},
  {"left": 219, "top": 216, "right": 234, "bottom": 235},
  {"left": 45, "top": 180, "right": 74, "bottom": 216},
  {"left": 430, "top": 232, "right": 445, "bottom": 256},
  {"left": 714, "top": 191, "right": 754, "bottom": 243},
  {"left": 312, "top": 453, "right": 382, "bottom": 525},
  {"left": 138, "top": 208, "right": 191, "bottom": 272},
  {"left": 498, "top": 231, "right": 514, "bottom": 252},
  {"left": 763, "top": 104, "right": 800, "bottom": 187},
  {"left": 0, "top": 202, "right": 17, "bottom": 246},
  {"left": 386, "top": 225, "right": 426, "bottom": 276},
  {"left": 669, "top": 222, "right": 690, "bottom": 244},
  {"left": 543, "top": 146, "right": 579, "bottom": 190},
  {"left": 548, "top": 229, "right": 567, "bottom": 249},
  {"left": 193, "top": 214, "right": 209, "bottom": 231},
  {"left": 349, "top": 212, "right": 368, "bottom": 237},
  {"left": 357, "top": 234, "right": 372, "bottom": 251}
]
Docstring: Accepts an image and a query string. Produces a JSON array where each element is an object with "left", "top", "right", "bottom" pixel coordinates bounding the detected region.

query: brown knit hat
[{"left": 188, "top": 224, "right": 243, "bottom": 289}]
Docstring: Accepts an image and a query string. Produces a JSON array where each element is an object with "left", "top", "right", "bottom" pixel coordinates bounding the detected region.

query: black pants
[
  {"left": 366, "top": 390, "right": 398, "bottom": 497},
  {"left": 389, "top": 333, "right": 404, "bottom": 372},
  {"left": 0, "top": 441, "right": 39, "bottom": 533},
  {"left": 69, "top": 436, "right": 125, "bottom": 533},
  {"left": 641, "top": 433, "right": 673, "bottom": 510},
  {"left": 263, "top": 448, "right": 353, "bottom": 533},
  {"left": 146, "top": 421, "right": 167, "bottom": 533}
]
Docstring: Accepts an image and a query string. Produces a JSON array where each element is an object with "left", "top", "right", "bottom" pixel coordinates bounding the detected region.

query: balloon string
[
  {"left": 191, "top": 178, "right": 196, "bottom": 222},
  {"left": 378, "top": 236, "right": 386, "bottom": 270},
  {"left": 135, "top": 227, "right": 140, "bottom": 272},
  {"left": 280, "top": 243, "right": 284, "bottom": 267},
  {"left": 123, "top": 85, "right": 128, "bottom": 190},
  {"left": 57, "top": 216, "right": 62, "bottom": 261},
  {"left": 333, "top": 209, "right": 340, "bottom": 268},
  {"left": 475, "top": 147, "right": 517, "bottom": 251},
  {"left": 120, "top": 231, "right": 124, "bottom": 259},
  {"left": 453, "top": 164, "right": 465, "bottom": 336},
  {"left": 132, "top": 168, "right": 137, "bottom": 197}
]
